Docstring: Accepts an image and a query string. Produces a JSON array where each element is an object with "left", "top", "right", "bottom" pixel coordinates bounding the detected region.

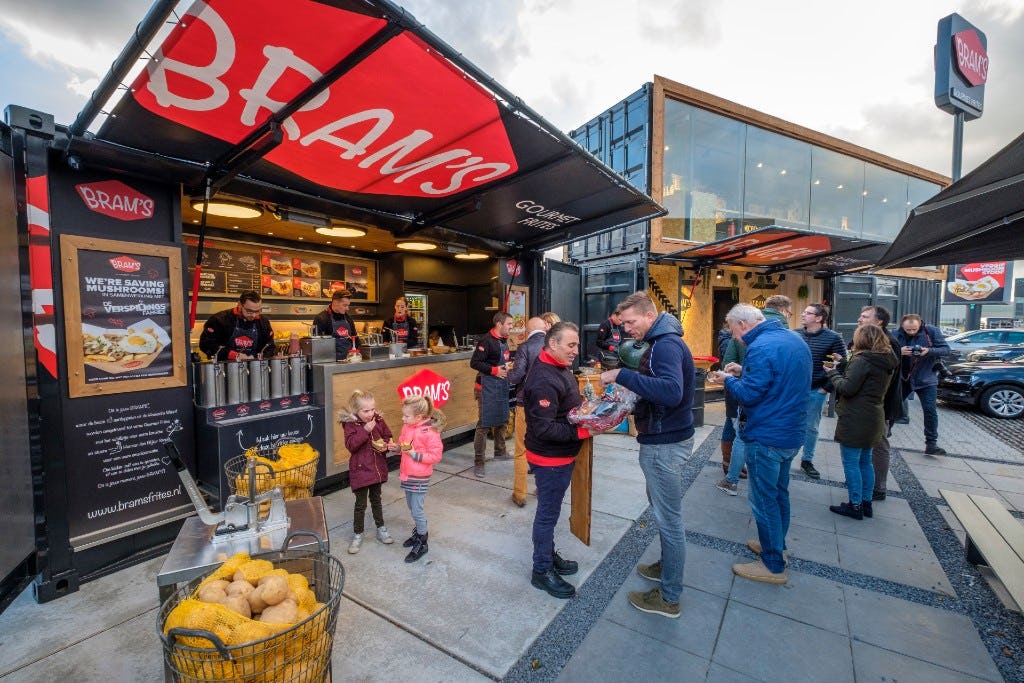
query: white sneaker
[
  {"left": 376, "top": 526, "right": 394, "bottom": 544},
  {"left": 715, "top": 478, "right": 738, "bottom": 496},
  {"left": 348, "top": 533, "right": 363, "bottom": 554}
]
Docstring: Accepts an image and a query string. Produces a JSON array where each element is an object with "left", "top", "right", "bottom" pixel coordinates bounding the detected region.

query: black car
[
  {"left": 938, "top": 357, "right": 1024, "bottom": 419},
  {"left": 965, "top": 344, "right": 1024, "bottom": 363}
]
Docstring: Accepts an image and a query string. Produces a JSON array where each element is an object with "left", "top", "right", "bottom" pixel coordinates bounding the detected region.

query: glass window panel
[
  {"left": 809, "top": 147, "right": 863, "bottom": 236},
  {"left": 907, "top": 177, "right": 941, "bottom": 217},
  {"left": 862, "top": 164, "right": 908, "bottom": 242},
  {"left": 744, "top": 127, "right": 811, "bottom": 231}
]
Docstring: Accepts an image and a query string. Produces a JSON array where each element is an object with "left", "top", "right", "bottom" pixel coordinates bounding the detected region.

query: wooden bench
[{"left": 940, "top": 489, "right": 1024, "bottom": 612}]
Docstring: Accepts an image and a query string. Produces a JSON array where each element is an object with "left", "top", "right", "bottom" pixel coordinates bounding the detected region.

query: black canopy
[
  {"left": 69, "top": 0, "right": 663, "bottom": 255},
  {"left": 875, "top": 130, "right": 1024, "bottom": 268},
  {"left": 653, "top": 226, "right": 885, "bottom": 274}
]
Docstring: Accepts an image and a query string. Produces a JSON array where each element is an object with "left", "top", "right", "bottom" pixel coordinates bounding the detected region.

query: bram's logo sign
[
  {"left": 109, "top": 255, "right": 142, "bottom": 273},
  {"left": 397, "top": 368, "right": 452, "bottom": 407},
  {"left": 75, "top": 181, "right": 155, "bottom": 221},
  {"left": 953, "top": 30, "right": 988, "bottom": 86}
]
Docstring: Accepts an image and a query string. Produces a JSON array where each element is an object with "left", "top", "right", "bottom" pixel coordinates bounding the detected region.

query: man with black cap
[
  {"left": 312, "top": 290, "right": 360, "bottom": 360},
  {"left": 199, "top": 290, "right": 276, "bottom": 361}
]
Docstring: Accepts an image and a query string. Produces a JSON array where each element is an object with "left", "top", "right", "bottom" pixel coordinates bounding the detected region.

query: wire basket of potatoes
[
  {"left": 225, "top": 443, "right": 319, "bottom": 502},
  {"left": 157, "top": 532, "right": 343, "bottom": 683}
]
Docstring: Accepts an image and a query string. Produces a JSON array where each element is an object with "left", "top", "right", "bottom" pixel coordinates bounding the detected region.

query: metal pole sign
[{"left": 934, "top": 13, "right": 988, "bottom": 121}]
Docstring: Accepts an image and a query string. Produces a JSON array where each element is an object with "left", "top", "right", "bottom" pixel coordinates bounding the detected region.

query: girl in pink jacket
[{"left": 398, "top": 395, "right": 445, "bottom": 563}]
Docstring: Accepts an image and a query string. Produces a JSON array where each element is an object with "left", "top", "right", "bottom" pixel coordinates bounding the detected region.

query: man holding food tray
[
  {"left": 312, "top": 290, "right": 360, "bottom": 360},
  {"left": 199, "top": 290, "right": 276, "bottom": 361}
]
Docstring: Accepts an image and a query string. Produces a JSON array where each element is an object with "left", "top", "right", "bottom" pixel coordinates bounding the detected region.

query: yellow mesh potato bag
[{"left": 232, "top": 558, "right": 276, "bottom": 584}]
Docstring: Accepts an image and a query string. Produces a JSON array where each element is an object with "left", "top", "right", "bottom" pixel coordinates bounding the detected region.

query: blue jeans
[
  {"left": 405, "top": 490, "right": 427, "bottom": 535},
  {"left": 724, "top": 417, "right": 746, "bottom": 485},
  {"left": 800, "top": 389, "right": 828, "bottom": 462},
  {"left": 530, "top": 462, "right": 574, "bottom": 573},
  {"left": 721, "top": 414, "right": 736, "bottom": 442},
  {"left": 639, "top": 438, "right": 693, "bottom": 604},
  {"left": 746, "top": 441, "right": 799, "bottom": 574},
  {"left": 839, "top": 445, "right": 874, "bottom": 505},
  {"left": 910, "top": 385, "right": 940, "bottom": 446}
]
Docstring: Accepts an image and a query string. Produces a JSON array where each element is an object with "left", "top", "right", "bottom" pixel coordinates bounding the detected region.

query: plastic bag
[{"left": 568, "top": 384, "right": 638, "bottom": 432}]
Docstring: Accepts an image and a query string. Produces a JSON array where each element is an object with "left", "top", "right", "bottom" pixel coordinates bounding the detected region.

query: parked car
[
  {"left": 945, "top": 329, "right": 1024, "bottom": 361},
  {"left": 966, "top": 344, "right": 1024, "bottom": 363},
  {"left": 938, "top": 357, "right": 1024, "bottom": 419}
]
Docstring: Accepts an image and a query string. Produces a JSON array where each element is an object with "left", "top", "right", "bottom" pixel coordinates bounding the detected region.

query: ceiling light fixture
[
  {"left": 190, "top": 197, "right": 263, "bottom": 219},
  {"left": 396, "top": 240, "right": 438, "bottom": 251},
  {"left": 455, "top": 253, "right": 489, "bottom": 260},
  {"left": 315, "top": 225, "right": 367, "bottom": 238},
  {"left": 716, "top": 270, "right": 724, "bottom": 279}
]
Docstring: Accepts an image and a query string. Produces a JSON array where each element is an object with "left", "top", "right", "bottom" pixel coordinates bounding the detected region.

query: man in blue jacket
[
  {"left": 601, "top": 292, "right": 694, "bottom": 619},
  {"left": 895, "top": 314, "right": 950, "bottom": 455},
  {"left": 711, "top": 303, "right": 811, "bottom": 584}
]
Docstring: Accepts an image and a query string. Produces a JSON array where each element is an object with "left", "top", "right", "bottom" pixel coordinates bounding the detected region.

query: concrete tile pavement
[{"left": 1, "top": 397, "right": 1022, "bottom": 682}]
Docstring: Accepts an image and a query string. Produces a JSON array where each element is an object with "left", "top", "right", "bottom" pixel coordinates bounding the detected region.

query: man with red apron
[
  {"left": 596, "top": 310, "right": 624, "bottom": 367},
  {"left": 312, "top": 290, "right": 360, "bottom": 360},
  {"left": 199, "top": 290, "right": 276, "bottom": 361},
  {"left": 383, "top": 296, "right": 421, "bottom": 348}
]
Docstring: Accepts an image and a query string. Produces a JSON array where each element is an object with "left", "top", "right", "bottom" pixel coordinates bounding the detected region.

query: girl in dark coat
[
  {"left": 341, "top": 389, "right": 396, "bottom": 553},
  {"left": 825, "top": 325, "right": 898, "bottom": 520}
]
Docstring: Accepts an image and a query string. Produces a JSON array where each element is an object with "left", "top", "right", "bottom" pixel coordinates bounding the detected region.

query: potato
[
  {"left": 206, "top": 579, "right": 231, "bottom": 592},
  {"left": 260, "top": 598, "right": 298, "bottom": 624},
  {"left": 257, "top": 569, "right": 289, "bottom": 586},
  {"left": 221, "top": 594, "right": 252, "bottom": 619},
  {"left": 247, "top": 584, "right": 268, "bottom": 614},
  {"left": 197, "top": 584, "right": 228, "bottom": 604},
  {"left": 226, "top": 580, "right": 255, "bottom": 598},
  {"left": 259, "top": 575, "right": 289, "bottom": 606}
]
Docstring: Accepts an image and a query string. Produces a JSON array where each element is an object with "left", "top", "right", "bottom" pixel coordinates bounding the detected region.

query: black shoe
[
  {"left": 800, "top": 461, "right": 821, "bottom": 479},
  {"left": 862, "top": 501, "right": 873, "bottom": 518},
  {"left": 925, "top": 445, "right": 946, "bottom": 455},
  {"left": 402, "top": 530, "right": 420, "bottom": 548},
  {"left": 404, "top": 532, "right": 428, "bottom": 563},
  {"left": 531, "top": 568, "right": 575, "bottom": 598},
  {"left": 553, "top": 551, "right": 578, "bottom": 576},
  {"left": 829, "top": 502, "right": 863, "bottom": 520},
  {"left": 872, "top": 490, "right": 886, "bottom": 501}
]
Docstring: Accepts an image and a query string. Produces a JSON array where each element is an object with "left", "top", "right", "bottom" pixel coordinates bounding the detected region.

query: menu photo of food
[
  {"left": 262, "top": 250, "right": 293, "bottom": 276},
  {"left": 295, "top": 277, "right": 321, "bottom": 297},
  {"left": 297, "top": 259, "right": 321, "bottom": 279},
  {"left": 322, "top": 280, "right": 346, "bottom": 298},
  {"left": 345, "top": 264, "right": 369, "bottom": 299},
  {"left": 82, "top": 319, "right": 170, "bottom": 375},
  {"left": 263, "top": 274, "right": 294, "bottom": 296}
]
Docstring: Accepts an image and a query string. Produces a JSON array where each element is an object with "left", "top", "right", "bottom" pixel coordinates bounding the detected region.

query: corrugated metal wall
[
  {"left": 568, "top": 84, "right": 652, "bottom": 262},
  {"left": 832, "top": 274, "right": 942, "bottom": 343}
]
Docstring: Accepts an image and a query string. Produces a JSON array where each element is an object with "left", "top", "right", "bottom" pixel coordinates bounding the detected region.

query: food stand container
[
  {"left": 388, "top": 342, "right": 407, "bottom": 358},
  {"left": 157, "top": 534, "right": 343, "bottom": 683},
  {"left": 360, "top": 345, "right": 389, "bottom": 361},
  {"left": 247, "top": 359, "right": 270, "bottom": 402},
  {"left": 268, "top": 358, "right": 289, "bottom": 398},
  {"left": 197, "top": 362, "right": 226, "bottom": 407},
  {"left": 224, "top": 362, "right": 248, "bottom": 405},
  {"left": 288, "top": 355, "right": 307, "bottom": 394},
  {"left": 299, "top": 336, "right": 335, "bottom": 365},
  {"left": 224, "top": 444, "right": 319, "bottom": 501}
]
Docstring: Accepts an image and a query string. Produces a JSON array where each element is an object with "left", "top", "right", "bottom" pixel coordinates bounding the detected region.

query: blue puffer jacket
[
  {"left": 614, "top": 313, "right": 695, "bottom": 445},
  {"left": 724, "top": 318, "right": 811, "bottom": 449}
]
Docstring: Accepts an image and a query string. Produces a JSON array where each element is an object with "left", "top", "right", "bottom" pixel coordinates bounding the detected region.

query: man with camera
[{"left": 895, "top": 314, "right": 950, "bottom": 456}]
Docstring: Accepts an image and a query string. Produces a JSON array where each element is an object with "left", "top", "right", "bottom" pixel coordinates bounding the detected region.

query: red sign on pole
[{"left": 953, "top": 29, "right": 989, "bottom": 86}]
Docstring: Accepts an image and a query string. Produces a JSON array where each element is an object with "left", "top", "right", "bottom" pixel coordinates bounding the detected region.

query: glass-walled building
[{"left": 568, "top": 76, "right": 949, "bottom": 358}]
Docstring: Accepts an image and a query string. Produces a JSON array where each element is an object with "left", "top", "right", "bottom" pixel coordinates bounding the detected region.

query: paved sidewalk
[{"left": 1, "top": 400, "right": 1022, "bottom": 682}]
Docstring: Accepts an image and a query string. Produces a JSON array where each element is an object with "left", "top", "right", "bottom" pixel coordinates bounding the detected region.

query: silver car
[{"left": 946, "top": 329, "right": 1024, "bottom": 361}]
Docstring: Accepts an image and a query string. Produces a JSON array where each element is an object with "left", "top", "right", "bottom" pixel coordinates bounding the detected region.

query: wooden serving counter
[{"left": 311, "top": 350, "right": 477, "bottom": 477}]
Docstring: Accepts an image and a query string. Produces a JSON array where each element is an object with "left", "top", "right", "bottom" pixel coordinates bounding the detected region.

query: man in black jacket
[
  {"left": 895, "top": 314, "right": 950, "bottom": 455},
  {"left": 595, "top": 310, "right": 624, "bottom": 367},
  {"left": 470, "top": 312, "right": 513, "bottom": 477},
  {"left": 507, "top": 316, "right": 549, "bottom": 507},
  {"left": 199, "top": 290, "right": 276, "bottom": 361},
  {"left": 312, "top": 290, "right": 359, "bottom": 360},
  {"left": 522, "top": 321, "right": 590, "bottom": 598}
]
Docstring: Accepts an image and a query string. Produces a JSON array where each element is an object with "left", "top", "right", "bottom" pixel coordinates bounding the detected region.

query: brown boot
[{"left": 721, "top": 440, "right": 733, "bottom": 475}]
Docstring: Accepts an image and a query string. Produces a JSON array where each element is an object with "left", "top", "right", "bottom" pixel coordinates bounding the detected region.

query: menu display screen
[{"left": 186, "top": 237, "right": 376, "bottom": 301}]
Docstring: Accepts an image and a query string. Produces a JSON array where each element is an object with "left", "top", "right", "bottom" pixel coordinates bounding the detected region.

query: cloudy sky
[{"left": 0, "top": 0, "right": 1020, "bottom": 178}]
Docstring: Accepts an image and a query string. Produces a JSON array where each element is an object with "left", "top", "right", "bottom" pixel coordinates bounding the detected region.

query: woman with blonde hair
[{"left": 824, "top": 324, "right": 898, "bottom": 520}]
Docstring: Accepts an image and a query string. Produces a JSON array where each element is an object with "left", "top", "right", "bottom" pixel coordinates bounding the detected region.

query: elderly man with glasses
[{"left": 795, "top": 302, "right": 847, "bottom": 479}]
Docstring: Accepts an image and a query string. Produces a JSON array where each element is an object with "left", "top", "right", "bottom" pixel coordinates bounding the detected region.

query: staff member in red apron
[
  {"left": 199, "top": 290, "right": 276, "bottom": 361},
  {"left": 313, "top": 290, "right": 360, "bottom": 360},
  {"left": 383, "top": 296, "right": 420, "bottom": 348},
  {"left": 595, "top": 310, "right": 624, "bottom": 367}
]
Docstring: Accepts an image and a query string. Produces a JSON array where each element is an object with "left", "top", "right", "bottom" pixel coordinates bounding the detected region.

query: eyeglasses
[{"left": 240, "top": 306, "right": 262, "bottom": 315}]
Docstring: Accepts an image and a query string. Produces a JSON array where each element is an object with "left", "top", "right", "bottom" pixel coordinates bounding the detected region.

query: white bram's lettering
[
  {"left": 240, "top": 45, "right": 331, "bottom": 141},
  {"left": 145, "top": 1, "right": 514, "bottom": 195},
  {"left": 79, "top": 187, "right": 154, "bottom": 217},
  {"left": 146, "top": 1, "right": 235, "bottom": 111}
]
